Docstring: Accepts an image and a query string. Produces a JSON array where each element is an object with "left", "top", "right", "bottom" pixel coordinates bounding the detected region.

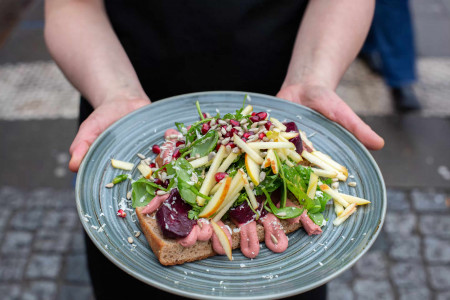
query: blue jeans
[{"left": 362, "top": 0, "right": 417, "bottom": 88}]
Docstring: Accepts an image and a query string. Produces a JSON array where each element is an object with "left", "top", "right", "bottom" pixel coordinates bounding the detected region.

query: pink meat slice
[
  {"left": 236, "top": 221, "right": 260, "bottom": 258},
  {"left": 140, "top": 194, "right": 170, "bottom": 215},
  {"left": 299, "top": 210, "right": 322, "bottom": 235},
  {"left": 258, "top": 213, "right": 288, "bottom": 253},
  {"left": 197, "top": 219, "right": 213, "bottom": 241},
  {"left": 178, "top": 225, "right": 199, "bottom": 247},
  {"left": 155, "top": 129, "right": 180, "bottom": 167}
]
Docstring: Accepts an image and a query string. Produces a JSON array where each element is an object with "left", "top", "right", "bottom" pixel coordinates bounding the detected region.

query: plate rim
[{"left": 75, "top": 90, "right": 386, "bottom": 299}]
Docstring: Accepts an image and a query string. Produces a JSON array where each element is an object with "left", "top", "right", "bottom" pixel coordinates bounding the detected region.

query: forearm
[
  {"left": 282, "top": 0, "right": 374, "bottom": 90},
  {"left": 44, "top": 0, "right": 149, "bottom": 108}
]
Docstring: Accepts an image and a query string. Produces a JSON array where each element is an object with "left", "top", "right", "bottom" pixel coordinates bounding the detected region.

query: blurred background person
[{"left": 359, "top": 0, "right": 421, "bottom": 112}]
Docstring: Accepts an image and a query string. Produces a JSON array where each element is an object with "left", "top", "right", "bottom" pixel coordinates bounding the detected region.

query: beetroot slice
[
  {"left": 229, "top": 195, "right": 267, "bottom": 225},
  {"left": 283, "top": 122, "right": 303, "bottom": 154},
  {"left": 156, "top": 189, "right": 196, "bottom": 239}
]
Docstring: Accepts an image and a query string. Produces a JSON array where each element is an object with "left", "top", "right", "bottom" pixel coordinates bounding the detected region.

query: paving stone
[
  {"left": 0, "top": 284, "right": 21, "bottom": 300},
  {"left": 26, "top": 188, "right": 74, "bottom": 209},
  {"left": 0, "top": 208, "right": 11, "bottom": 229},
  {"left": 389, "top": 235, "right": 421, "bottom": 261},
  {"left": 22, "top": 281, "right": 57, "bottom": 300},
  {"left": 398, "top": 287, "right": 431, "bottom": 300},
  {"left": 0, "top": 257, "right": 27, "bottom": 280},
  {"left": 424, "top": 237, "right": 450, "bottom": 263},
  {"left": 58, "top": 284, "right": 94, "bottom": 300},
  {"left": 370, "top": 231, "right": 389, "bottom": 252},
  {"left": 42, "top": 210, "right": 77, "bottom": 229},
  {"left": 1, "top": 231, "right": 33, "bottom": 256},
  {"left": 336, "top": 268, "right": 354, "bottom": 283},
  {"left": 10, "top": 209, "right": 44, "bottom": 231},
  {"left": 437, "top": 291, "right": 450, "bottom": 300},
  {"left": 411, "top": 190, "right": 450, "bottom": 212},
  {"left": 419, "top": 215, "right": 450, "bottom": 238},
  {"left": 328, "top": 281, "right": 353, "bottom": 300},
  {"left": 354, "top": 251, "right": 388, "bottom": 279},
  {"left": 384, "top": 212, "right": 417, "bottom": 236},
  {"left": 429, "top": 266, "right": 450, "bottom": 290},
  {"left": 26, "top": 254, "right": 62, "bottom": 279},
  {"left": 354, "top": 280, "right": 394, "bottom": 300},
  {"left": 386, "top": 189, "right": 410, "bottom": 211},
  {"left": 34, "top": 229, "right": 71, "bottom": 252},
  {"left": 0, "top": 187, "right": 26, "bottom": 209},
  {"left": 70, "top": 230, "right": 86, "bottom": 254},
  {"left": 64, "top": 254, "right": 91, "bottom": 284},
  {"left": 390, "top": 262, "right": 427, "bottom": 288}
]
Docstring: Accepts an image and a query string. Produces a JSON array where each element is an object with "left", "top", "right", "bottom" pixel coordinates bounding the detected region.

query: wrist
[{"left": 92, "top": 90, "right": 150, "bottom": 110}]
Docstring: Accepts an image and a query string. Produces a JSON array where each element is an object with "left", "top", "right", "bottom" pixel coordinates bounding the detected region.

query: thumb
[
  {"left": 69, "top": 112, "right": 107, "bottom": 172},
  {"left": 69, "top": 98, "right": 150, "bottom": 172}
]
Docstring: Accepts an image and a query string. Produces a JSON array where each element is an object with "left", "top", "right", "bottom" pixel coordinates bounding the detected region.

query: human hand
[
  {"left": 277, "top": 84, "right": 384, "bottom": 150},
  {"left": 69, "top": 97, "right": 150, "bottom": 172}
]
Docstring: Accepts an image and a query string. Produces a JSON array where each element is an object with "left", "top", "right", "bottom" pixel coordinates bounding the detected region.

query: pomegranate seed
[
  {"left": 230, "top": 120, "right": 240, "bottom": 127},
  {"left": 227, "top": 142, "right": 236, "bottom": 148},
  {"left": 150, "top": 162, "right": 156, "bottom": 168},
  {"left": 216, "top": 143, "right": 221, "bottom": 151},
  {"left": 249, "top": 115, "right": 260, "bottom": 123},
  {"left": 251, "top": 112, "right": 257, "bottom": 116},
  {"left": 176, "top": 140, "right": 185, "bottom": 147},
  {"left": 264, "top": 121, "right": 272, "bottom": 130},
  {"left": 259, "top": 132, "right": 266, "bottom": 140},
  {"left": 242, "top": 137, "right": 247, "bottom": 142},
  {"left": 243, "top": 132, "right": 252, "bottom": 139},
  {"left": 202, "top": 112, "right": 208, "bottom": 119},
  {"left": 257, "top": 112, "right": 267, "bottom": 120},
  {"left": 162, "top": 180, "right": 170, "bottom": 188},
  {"left": 201, "top": 123, "right": 211, "bottom": 134},
  {"left": 152, "top": 144, "right": 161, "bottom": 154},
  {"left": 172, "top": 148, "right": 181, "bottom": 159},
  {"left": 154, "top": 178, "right": 163, "bottom": 185},
  {"left": 117, "top": 209, "right": 126, "bottom": 218},
  {"left": 215, "top": 172, "right": 227, "bottom": 182}
]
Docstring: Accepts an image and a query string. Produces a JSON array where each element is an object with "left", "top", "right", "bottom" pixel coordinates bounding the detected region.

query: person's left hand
[{"left": 277, "top": 83, "right": 384, "bottom": 150}]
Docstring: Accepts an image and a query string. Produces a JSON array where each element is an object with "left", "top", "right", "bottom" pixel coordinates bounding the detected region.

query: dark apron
[{"left": 81, "top": 1, "right": 326, "bottom": 298}]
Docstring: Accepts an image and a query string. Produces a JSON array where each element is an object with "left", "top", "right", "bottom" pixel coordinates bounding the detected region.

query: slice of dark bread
[{"left": 136, "top": 207, "right": 302, "bottom": 266}]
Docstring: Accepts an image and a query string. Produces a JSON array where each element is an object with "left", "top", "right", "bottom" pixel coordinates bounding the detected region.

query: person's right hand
[{"left": 69, "top": 97, "right": 150, "bottom": 172}]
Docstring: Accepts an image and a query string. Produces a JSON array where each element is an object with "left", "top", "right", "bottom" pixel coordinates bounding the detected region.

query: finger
[
  {"left": 314, "top": 98, "right": 385, "bottom": 150},
  {"left": 68, "top": 114, "right": 107, "bottom": 172},
  {"left": 69, "top": 140, "right": 90, "bottom": 172}
]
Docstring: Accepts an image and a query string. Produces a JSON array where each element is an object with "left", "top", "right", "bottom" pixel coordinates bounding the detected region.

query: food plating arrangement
[{"left": 106, "top": 97, "right": 371, "bottom": 266}]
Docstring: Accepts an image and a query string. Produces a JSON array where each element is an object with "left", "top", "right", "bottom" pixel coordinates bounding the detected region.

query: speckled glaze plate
[{"left": 76, "top": 91, "right": 386, "bottom": 299}]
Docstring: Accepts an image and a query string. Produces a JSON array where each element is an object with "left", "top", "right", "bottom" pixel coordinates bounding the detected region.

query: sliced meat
[
  {"left": 299, "top": 210, "right": 322, "bottom": 235},
  {"left": 258, "top": 213, "right": 288, "bottom": 253}
]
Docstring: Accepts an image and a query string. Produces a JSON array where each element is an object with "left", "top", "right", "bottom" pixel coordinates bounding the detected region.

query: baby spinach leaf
[
  {"left": 131, "top": 178, "right": 156, "bottom": 208},
  {"left": 255, "top": 173, "right": 282, "bottom": 195},
  {"left": 189, "top": 130, "right": 218, "bottom": 157},
  {"left": 261, "top": 188, "right": 303, "bottom": 219},
  {"left": 281, "top": 164, "right": 321, "bottom": 213},
  {"left": 308, "top": 212, "right": 324, "bottom": 226}
]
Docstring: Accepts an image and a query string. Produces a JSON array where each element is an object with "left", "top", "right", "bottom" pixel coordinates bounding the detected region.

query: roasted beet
[
  {"left": 283, "top": 121, "right": 303, "bottom": 154},
  {"left": 229, "top": 195, "right": 267, "bottom": 224},
  {"left": 156, "top": 189, "right": 196, "bottom": 239}
]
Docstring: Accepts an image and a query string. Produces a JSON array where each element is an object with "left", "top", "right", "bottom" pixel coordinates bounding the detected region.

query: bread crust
[{"left": 136, "top": 207, "right": 302, "bottom": 266}]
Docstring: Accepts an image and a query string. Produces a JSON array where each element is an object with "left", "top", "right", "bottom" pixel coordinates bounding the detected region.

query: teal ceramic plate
[{"left": 76, "top": 91, "right": 386, "bottom": 299}]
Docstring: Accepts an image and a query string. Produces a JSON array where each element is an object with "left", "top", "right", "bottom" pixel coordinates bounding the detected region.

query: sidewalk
[{"left": 0, "top": 0, "right": 449, "bottom": 299}]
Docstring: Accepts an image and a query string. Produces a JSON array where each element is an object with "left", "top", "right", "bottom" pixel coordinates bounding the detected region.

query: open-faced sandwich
[{"left": 107, "top": 97, "right": 371, "bottom": 265}]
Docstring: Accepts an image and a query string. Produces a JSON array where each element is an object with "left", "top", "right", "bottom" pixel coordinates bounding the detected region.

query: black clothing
[
  {"left": 80, "top": 1, "right": 327, "bottom": 299},
  {"left": 104, "top": 0, "right": 308, "bottom": 100}
]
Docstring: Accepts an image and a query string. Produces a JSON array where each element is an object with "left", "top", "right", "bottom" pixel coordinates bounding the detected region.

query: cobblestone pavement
[{"left": 0, "top": 186, "right": 449, "bottom": 299}]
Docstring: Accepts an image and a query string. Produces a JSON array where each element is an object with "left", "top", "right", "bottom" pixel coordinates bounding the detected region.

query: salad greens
[
  {"left": 130, "top": 98, "right": 334, "bottom": 227},
  {"left": 131, "top": 178, "right": 157, "bottom": 207}
]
